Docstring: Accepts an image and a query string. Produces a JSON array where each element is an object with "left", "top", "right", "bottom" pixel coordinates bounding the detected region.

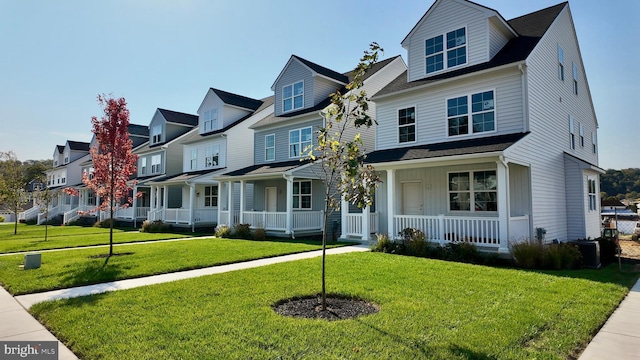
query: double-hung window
[
  {"left": 265, "top": 134, "right": 275, "bottom": 161},
  {"left": 558, "top": 45, "right": 564, "bottom": 81},
  {"left": 592, "top": 133, "right": 597, "bottom": 153},
  {"left": 289, "top": 127, "right": 312, "bottom": 158},
  {"left": 569, "top": 116, "right": 576, "bottom": 150},
  {"left": 447, "top": 90, "right": 495, "bottom": 137},
  {"left": 572, "top": 63, "right": 578, "bottom": 95},
  {"left": 204, "top": 109, "right": 218, "bottom": 132},
  {"left": 204, "top": 186, "right": 218, "bottom": 207},
  {"left": 64, "top": 150, "right": 69, "bottom": 164},
  {"left": 151, "top": 125, "right": 162, "bottom": 144},
  {"left": 579, "top": 123, "right": 584, "bottom": 147},
  {"left": 588, "top": 179, "right": 597, "bottom": 211},
  {"left": 398, "top": 107, "right": 416, "bottom": 143},
  {"left": 205, "top": 144, "right": 219, "bottom": 167},
  {"left": 151, "top": 154, "right": 162, "bottom": 174},
  {"left": 293, "top": 180, "right": 312, "bottom": 210},
  {"left": 190, "top": 149, "right": 197, "bottom": 170},
  {"left": 140, "top": 158, "right": 147, "bottom": 175},
  {"left": 283, "top": 81, "right": 304, "bottom": 112},
  {"left": 448, "top": 170, "right": 497, "bottom": 212},
  {"left": 426, "top": 27, "right": 466, "bottom": 74}
]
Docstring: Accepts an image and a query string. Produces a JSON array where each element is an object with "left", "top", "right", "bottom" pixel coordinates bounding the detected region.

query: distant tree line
[{"left": 600, "top": 168, "right": 640, "bottom": 201}]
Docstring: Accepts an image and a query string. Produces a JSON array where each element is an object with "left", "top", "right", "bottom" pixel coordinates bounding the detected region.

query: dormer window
[
  {"left": 151, "top": 125, "right": 162, "bottom": 144},
  {"left": 64, "top": 150, "right": 69, "bottom": 164},
  {"left": 426, "top": 27, "right": 466, "bottom": 74},
  {"left": 204, "top": 109, "right": 218, "bottom": 132},
  {"left": 283, "top": 81, "right": 304, "bottom": 112}
]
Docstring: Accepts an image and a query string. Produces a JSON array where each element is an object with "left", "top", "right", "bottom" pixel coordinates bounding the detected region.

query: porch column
[
  {"left": 340, "top": 195, "right": 348, "bottom": 239},
  {"left": 150, "top": 186, "right": 156, "bottom": 211},
  {"left": 387, "top": 169, "right": 396, "bottom": 238},
  {"left": 227, "top": 181, "right": 234, "bottom": 226},
  {"left": 133, "top": 185, "right": 138, "bottom": 227},
  {"left": 189, "top": 184, "right": 195, "bottom": 232},
  {"left": 497, "top": 159, "right": 510, "bottom": 253},
  {"left": 239, "top": 180, "right": 245, "bottom": 224},
  {"left": 362, "top": 203, "right": 371, "bottom": 242},
  {"left": 285, "top": 175, "right": 293, "bottom": 235},
  {"left": 217, "top": 182, "right": 224, "bottom": 226}
]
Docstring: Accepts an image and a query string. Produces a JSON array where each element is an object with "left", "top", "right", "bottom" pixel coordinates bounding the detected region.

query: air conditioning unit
[{"left": 570, "top": 240, "right": 601, "bottom": 269}]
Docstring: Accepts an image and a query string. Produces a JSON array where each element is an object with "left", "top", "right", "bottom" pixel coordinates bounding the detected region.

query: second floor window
[
  {"left": 283, "top": 81, "right": 304, "bottom": 112},
  {"left": 265, "top": 134, "right": 275, "bottom": 161},
  {"left": 569, "top": 116, "right": 575, "bottom": 150},
  {"left": 151, "top": 125, "right": 162, "bottom": 144},
  {"left": 140, "top": 158, "right": 147, "bottom": 175},
  {"left": 151, "top": 154, "right": 162, "bottom": 174},
  {"left": 205, "top": 145, "right": 219, "bottom": 167},
  {"left": 592, "top": 133, "right": 597, "bottom": 154},
  {"left": 558, "top": 45, "right": 564, "bottom": 81},
  {"left": 204, "top": 109, "right": 218, "bottom": 132},
  {"left": 398, "top": 107, "right": 416, "bottom": 143},
  {"left": 289, "top": 127, "right": 312, "bottom": 158},
  {"left": 426, "top": 27, "right": 466, "bottom": 74},
  {"left": 190, "top": 149, "right": 197, "bottom": 170},
  {"left": 579, "top": 123, "right": 584, "bottom": 147},
  {"left": 572, "top": 63, "right": 579, "bottom": 95},
  {"left": 447, "top": 90, "right": 495, "bottom": 137},
  {"left": 588, "top": 178, "right": 597, "bottom": 211}
]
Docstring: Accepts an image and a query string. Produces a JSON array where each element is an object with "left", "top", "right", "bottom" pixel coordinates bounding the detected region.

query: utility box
[
  {"left": 535, "top": 227, "right": 547, "bottom": 243},
  {"left": 570, "top": 241, "right": 601, "bottom": 269},
  {"left": 24, "top": 253, "right": 41, "bottom": 270}
]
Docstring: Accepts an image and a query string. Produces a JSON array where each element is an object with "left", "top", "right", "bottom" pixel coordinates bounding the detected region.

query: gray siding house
[{"left": 343, "top": 0, "right": 601, "bottom": 253}]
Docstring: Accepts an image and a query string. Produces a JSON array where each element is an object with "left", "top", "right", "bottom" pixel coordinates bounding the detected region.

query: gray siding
[
  {"left": 488, "top": 18, "right": 509, "bottom": 59},
  {"left": 405, "top": 0, "right": 489, "bottom": 82},
  {"left": 314, "top": 77, "right": 340, "bottom": 106},
  {"left": 375, "top": 67, "right": 524, "bottom": 150},
  {"left": 252, "top": 178, "right": 325, "bottom": 213},
  {"left": 254, "top": 117, "right": 322, "bottom": 164},
  {"left": 274, "top": 60, "right": 313, "bottom": 116}
]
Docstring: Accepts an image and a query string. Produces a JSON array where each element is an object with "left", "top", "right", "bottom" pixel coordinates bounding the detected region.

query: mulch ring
[{"left": 273, "top": 294, "right": 379, "bottom": 321}]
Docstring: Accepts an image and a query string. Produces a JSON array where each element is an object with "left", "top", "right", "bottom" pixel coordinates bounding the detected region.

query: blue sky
[{"left": 1, "top": 0, "right": 637, "bottom": 170}]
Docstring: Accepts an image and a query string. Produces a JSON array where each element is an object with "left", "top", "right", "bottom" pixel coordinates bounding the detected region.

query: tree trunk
[
  {"left": 321, "top": 192, "right": 330, "bottom": 311},
  {"left": 13, "top": 203, "right": 18, "bottom": 235}
]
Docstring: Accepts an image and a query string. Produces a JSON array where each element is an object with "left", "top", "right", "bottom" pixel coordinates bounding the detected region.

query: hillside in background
[{"left": 600, "top": 168, "right": 640, "bottom": 200}]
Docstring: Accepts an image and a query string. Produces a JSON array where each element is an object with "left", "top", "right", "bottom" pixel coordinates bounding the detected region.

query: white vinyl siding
[{"left": 488, "top": 18, "right": 510, "bottom": 59}]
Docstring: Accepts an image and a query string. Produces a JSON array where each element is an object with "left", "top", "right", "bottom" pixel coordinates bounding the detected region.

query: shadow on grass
[
  {"left": 531, "top": 260, "right": 640, "bottom": 290},
  {"left": 59, "top": 255, "right": 126, "bottom": 289}
]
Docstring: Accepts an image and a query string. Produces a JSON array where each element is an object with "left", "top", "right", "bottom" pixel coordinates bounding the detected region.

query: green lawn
[
  {"left": 31, "top": 252, "right": 639, "bottom": 359},
  {"left": 0, "top": 224, "right": 191, "bottom": 253},
  {"left": 0, "top": 238, "right": 338, "bottom": 295}
]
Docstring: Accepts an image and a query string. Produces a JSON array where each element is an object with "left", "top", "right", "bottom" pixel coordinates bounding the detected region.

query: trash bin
[{"left": 24, "top": 253, "right": 41, "bottom": 270}]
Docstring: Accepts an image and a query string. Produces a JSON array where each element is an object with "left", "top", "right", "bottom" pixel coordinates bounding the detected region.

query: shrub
[
  {"left": 445, "top": 242, "right": 482, "bottom": 263},
  {"left": 0, "top": 215, "right": 4, "bottom": 222},
  {"left": 253, "top": 227, "right": 267, "bottom": 241},
  {"left": 511, "top": 241, "right": 583, "bottom": 270},
  {"left": 94, "top": 219, "right": 114, "bottom": 228},
  {"left": 233, "top": 223, "right": 251, "bottom": 239},
  {"left": 511, "top": 241, "right": 545, "bottom": 269},
  {"left": 25, "top": 219, "right": 37, "bottom": 225},
  {"left": 215, "top": 225, "right": 231, "bottom": 238},
  {"left": 371, "top": 233, "right": 396, "bottom": 253},
  {"left": 140, "top": 220, "right": 172, "bottom": 233}
]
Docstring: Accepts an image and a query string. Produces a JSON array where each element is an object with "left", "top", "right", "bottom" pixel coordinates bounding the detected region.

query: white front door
[
  {"left": 265, "top": 187, "right": 277, "bottom": 212},
  {"left": 402, "top": 182, "right": 423, "bottom": 215}
]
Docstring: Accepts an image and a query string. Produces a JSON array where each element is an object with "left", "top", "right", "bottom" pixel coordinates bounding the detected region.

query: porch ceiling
[{"left": 366, "top": 132, "right": 529, "bottom": 165}]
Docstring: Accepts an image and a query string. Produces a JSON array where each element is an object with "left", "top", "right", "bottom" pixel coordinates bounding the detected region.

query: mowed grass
[
  {"left": 0, "top": 238, "right": 338, "bottom": 295},
  {"left": 31, "top": 252, "right": 639, "bottom": 360},
  {"left": 0, "top": 224, "right": 191, "bottom": 253}
]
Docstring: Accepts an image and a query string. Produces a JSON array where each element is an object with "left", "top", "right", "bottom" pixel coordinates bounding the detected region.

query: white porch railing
[
  {"left": 224, "top": 210, "right": 325, "bottom": 232},
  {"left": 394, "top": 215, "right": 501, "bottom": 248},
  {"left": 111, "top": 206, "right": 150, "bottom": 220},
  {"left": 194, "top": 208, "right": 217, "bottom": 223},
  {"left": 218, "top": 210, "right": 240, "bottom": 226},
  {"left": 162, "top": 209, "right": 191, "bottom": 224},
  {"left": 38, "top": 205, "right": 72, "bottom": 224},
  {"left": 148, "top": 208, "right": 163, "bottom": 222},
  {"left": 292, "top": 211, "right": 324, "bottom": 231},
  {"left": 19, "top": 206, "right": 40, "bottom": 222},
  {"left": 243, "top": 211, "right": 287, "bottom": 230},
  {"left": 345, "top": 212, "right": 380, "bottom": 237}
]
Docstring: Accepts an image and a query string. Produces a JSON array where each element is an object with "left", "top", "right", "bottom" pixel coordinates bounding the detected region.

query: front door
[
  {"left": 402, "top": 182, "right": 423, "bottom": 215},
  {"left": 265, "top": 187, "right": 277, "bottom": 212}
]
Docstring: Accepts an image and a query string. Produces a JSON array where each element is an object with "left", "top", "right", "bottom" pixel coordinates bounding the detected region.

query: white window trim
[
  {"left": 588, "top": 177, "right": 597, "bottom": 212},
  {"left": 205, "top": 144, "right": 220, "bottom": 168},
  {"left": 397, "top": 105, "right": 417, "bottom": 144},
  {"left": 447, "top": 169, "right": 498, "bottom": 213},
  {"left": 282, "top": 80, "right": 304, "bottom": 113},
  {"left": 190, "top": 149, "right": 197, "bottom": 170},
  {"left": 151, "top": 154, "right": 162, "bottom": 174},
  {"left": 572, "top": 62, "right": 578, "bottom": 95},
  {"left": 204, "top": 185, "right": 218, "bottom": 207},
  {"left": 579, "top": 123, "right": 584, "bottom": 148},
  {"left": 292, "top": 180, "right": 312, "bottom": 210},
  {"left": 265, "top": 134, "right": 275, "bottom": 162},
  {"left": 151, "top": 124, "right": 162, "bottom": 144},
  {"left": 592, "top": 132, "right": 597, "bottom": 154},
  {"left": 140, "top": 157, "right": 147, "bottom": 175},
  {"left": 569, "top": 116, "right": 576, "bottom": 150},
  {"left": 445, "top": 89, "right": 497, "bottom": 139},
  {"left": 558, "top": 44, "right": 564, "bottom": 81},
  {"left": 203, "top": 108, "right": 218, "bottom": 133},
  {"left": 425, "top": 26, "right": 468, "bottom": 75},
  {"left": 289, "top": 126, "right": 312, "bottom": 159}
]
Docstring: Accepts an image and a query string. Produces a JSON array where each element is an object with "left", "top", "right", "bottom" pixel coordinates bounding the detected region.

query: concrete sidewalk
[{"left": 579, "top": 278, "right": 640, "bottom": 359}]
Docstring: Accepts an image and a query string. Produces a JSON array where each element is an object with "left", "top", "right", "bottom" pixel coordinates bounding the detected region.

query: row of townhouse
[{"left": 22, "top": 0, "right": 602, "bottom": 253}]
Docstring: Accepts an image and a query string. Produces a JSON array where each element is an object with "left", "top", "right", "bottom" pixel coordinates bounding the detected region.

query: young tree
[
  {"left": 0, "top": 151, "right": 29, "bottom": 235},
  {"left": 305, "top": 43, "right": 383, "bottom": 310},
  {"left": 34, "top": 185, "right": 56, "bottom": 241},
  {"left": 73, "top": 95, "right": 138, "bottom": 256}
]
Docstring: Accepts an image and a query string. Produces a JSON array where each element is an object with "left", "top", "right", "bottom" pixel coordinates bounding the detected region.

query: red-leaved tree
[{"left": 74, "top": 95, "right": 138, "bottom": 256}]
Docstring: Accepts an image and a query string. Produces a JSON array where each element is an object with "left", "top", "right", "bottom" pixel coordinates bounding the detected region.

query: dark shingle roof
[
  {"left": 365, "top": 132, "right": 528, "bottom": 164},
  {"left": 158, "top": 108, "right": 198, "bottom": 126},
  {"left": 293, "top": 55, "right": 349, "bottom": 84},
  {"left": 127, "top": 124, "right": 149, "bottom": 137},
  {"left": 211, "top": 88, "right": 263, "bottom": 111},
  {"left": 67, "top": 141, "right": 90, "bottom": 151},
  {"left": 601, "top": 199, "right": 625, "bottom": 207},
  {"left": 374, "top": 3, "right": 566, "bottom": 98},
  {"left": 223, "top": 160, "right": 310, "bottom": 177},
  {"left": 56, "top": 145, "right": 65, "bottom": 154}
]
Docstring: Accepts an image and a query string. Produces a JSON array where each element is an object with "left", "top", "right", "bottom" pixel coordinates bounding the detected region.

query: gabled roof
[
  {"left": 365, "top": 132, "right": 528, "bottom": 164},
  {"left": 128, "top": 123, "right": 149, "bottom": 137},
  {"left": 601, "top": 198, "right": 625, "bottom": 208},
  {"left": 270, "top": 55, "right": 349, "bottom": 91},
  {"left": 157, "top": 108, "right": 198, "bottom": 126},
  {"left": 209, "top": 88, "right": 263, "bottom": 111},
  {"left": 55, "top": 145, "right": 65, "bottom": 154},
  {"left": 66, "top": 141, "right": 90, "bottom": 151},
  {"left": 375, "top": 3, "right": 566, "bottom": 99}
]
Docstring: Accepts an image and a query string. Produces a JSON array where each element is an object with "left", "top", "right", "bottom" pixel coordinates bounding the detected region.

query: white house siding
[
  {"left": 405, "top": 0, "right": 489, "bottom": 82},
  {"left": 564, "top": 157, "right": 585, "bottom": 240},
  {"left": 488, "top": 17, "right": 510, "bottom": 59},
  {"left": 274, "top": 59, "right": 314, "bottom": 116},
  {"left": 506, "top": 6, "right": 599, "bottom": 242},
  {"left": 224, "top": 104, "right": 273, "bottom": 173},
  {"left": 253, "top": 117, "right": 322, "bottom": 165},
  {"left": 508, "top": 163, "right": 531, "bottom": 218},
  {"left": 375, "top": 67, "right": 523, "bottom": 150}
]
